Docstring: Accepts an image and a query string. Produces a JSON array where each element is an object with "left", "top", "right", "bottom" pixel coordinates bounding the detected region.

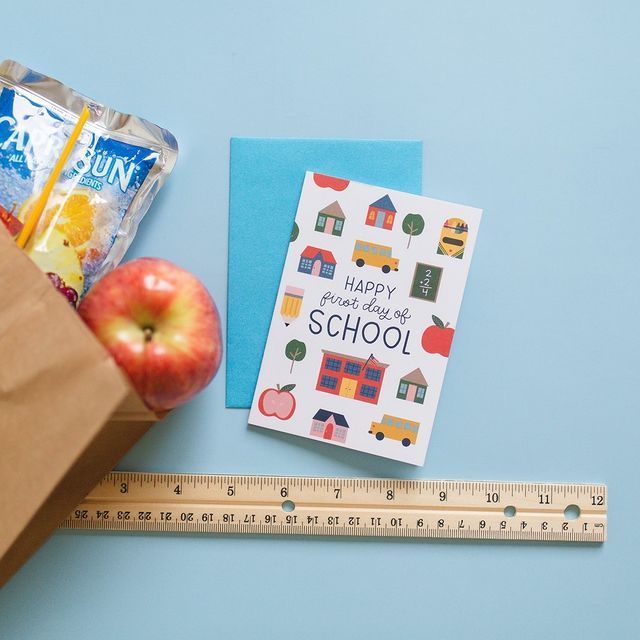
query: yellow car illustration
[
  {"left": 352, "top": 240, "right": 399, "bottom": 273},
  {"left": 369, "top": 414, "right": 420, "bottom": 447}
]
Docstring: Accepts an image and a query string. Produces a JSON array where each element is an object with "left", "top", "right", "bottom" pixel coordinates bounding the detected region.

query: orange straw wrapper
[{"left": 16, "top": 105, "right": 91, "bottom": 249}]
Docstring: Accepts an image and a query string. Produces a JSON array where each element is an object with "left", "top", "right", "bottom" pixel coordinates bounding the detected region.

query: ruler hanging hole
[
  {"left": 282, "top": 500, "right": 296, "bottom": 513},
  {"left": 503, "top": 505, "right": 516, "bottom": 518},
  {"left": 564, "top": 504, "right": 580, "bottom": 520}
]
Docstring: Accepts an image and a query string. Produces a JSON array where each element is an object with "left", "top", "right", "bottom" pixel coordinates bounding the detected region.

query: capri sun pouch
[{"left": 0, "top": 60, "right": 178, "bottom": 301}]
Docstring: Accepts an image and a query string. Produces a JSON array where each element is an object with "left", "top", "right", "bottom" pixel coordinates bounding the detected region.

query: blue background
[{"left": 1, "top": 1, "right": 638, "bottom": 638}]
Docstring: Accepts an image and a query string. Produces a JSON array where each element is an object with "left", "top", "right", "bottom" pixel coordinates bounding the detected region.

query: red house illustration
[
  {"left": 315, "top": 350, "right": 389, "bottom": 405},
  {"left": 365, "top": 194, "right": 396, "bottom": 230}
]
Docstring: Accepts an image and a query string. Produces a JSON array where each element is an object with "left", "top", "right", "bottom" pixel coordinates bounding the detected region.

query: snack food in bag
[{"left": 0, "top": 60, "right": 178, "bottom": 302}]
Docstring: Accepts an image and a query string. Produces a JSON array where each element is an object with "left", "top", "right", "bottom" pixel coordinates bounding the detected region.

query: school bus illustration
[
  {"left": 369, "top": 414, "right": 420, "bottom": 447},
  {"left": 437, "top": 217, "right": 468, "bottom": 259},
  {"left": 352, "top": 240, "right": 399, "bottom": 273}
]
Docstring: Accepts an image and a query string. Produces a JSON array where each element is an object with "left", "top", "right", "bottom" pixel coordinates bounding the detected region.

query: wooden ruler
[{"left": 61, "top": 472, "right": 607, "bottom": 543}]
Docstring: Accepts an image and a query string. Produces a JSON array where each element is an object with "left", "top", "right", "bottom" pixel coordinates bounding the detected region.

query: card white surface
[{"left": 248, "top": 172, "right": 482, "bottom": 465}]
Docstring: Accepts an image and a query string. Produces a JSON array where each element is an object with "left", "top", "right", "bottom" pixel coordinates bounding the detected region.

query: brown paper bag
[{"left": 0, "top": 227, "right": 160, "bottom": 587}]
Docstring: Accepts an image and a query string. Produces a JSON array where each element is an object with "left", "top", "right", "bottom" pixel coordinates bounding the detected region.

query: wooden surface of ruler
[{"left": 61, "top": 473, "right": 607, "bottom": 543}]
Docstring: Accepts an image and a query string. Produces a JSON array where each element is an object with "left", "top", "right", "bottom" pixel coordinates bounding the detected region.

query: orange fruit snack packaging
[{"left": 0, "top": 60, "right": 178, "bottom": 305}]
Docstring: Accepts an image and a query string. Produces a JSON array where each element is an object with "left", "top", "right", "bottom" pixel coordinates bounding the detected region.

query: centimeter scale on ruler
[{"left": 62, "top": 472, "right": 607, "bottom": 543}]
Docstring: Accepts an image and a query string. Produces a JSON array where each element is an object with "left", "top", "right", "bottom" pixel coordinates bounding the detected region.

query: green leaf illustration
[
  {"left": 290, "top": 221, "right": 299, "bottom": 243},
  {"left": 280, "top": 384, "right": 296, "bottom": 393},
  {"left": 432, "top": 315, "right": 445, "bottom": 329},
  {"left": 402, "top": 213, "right": 425, "bottom": 248},
  {"left": 285, "top": 339, "right": 307, "bottom": 373}
]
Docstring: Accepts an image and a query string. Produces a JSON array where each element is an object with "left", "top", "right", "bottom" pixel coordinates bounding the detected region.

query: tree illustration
[
  {"left": 402, "top": 213, "right": 425, "bottom": 248},
  {"left": 290, "top": 221, "right": 299, "bottom": 242},
  {"left": 285, "top": 339, "right": 306, "bottom": 373}
]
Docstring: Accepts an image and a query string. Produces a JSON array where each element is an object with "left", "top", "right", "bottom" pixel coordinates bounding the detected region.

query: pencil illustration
[{"left": 280, "top": 286, "right": 304, "bottom": 326}]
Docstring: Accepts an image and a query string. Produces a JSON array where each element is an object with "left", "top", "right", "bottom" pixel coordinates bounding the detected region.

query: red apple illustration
[
  {"left": 313, "top": 173, "right": 350, "bottom": 191},
  {"left": 421, "top": 315, "right": 455, "bottom": 357},
  {"left": 258, "top": 384, "right": 296, "bottom": 420}
]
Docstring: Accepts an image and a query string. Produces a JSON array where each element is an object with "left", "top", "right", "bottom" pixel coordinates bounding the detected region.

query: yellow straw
[{"left": 16, "top": 105, "right": 91, "bottom": 249}]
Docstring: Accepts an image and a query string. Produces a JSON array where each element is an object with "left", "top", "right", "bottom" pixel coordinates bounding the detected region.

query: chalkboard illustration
[
  {"left": 365, "top": 194, "right": 396, "bottom": 230},
  {"left": 316, "top": 350, "right": 389, "bottom": 405},
  {"left": 352, "top": 239, "right": 399, "bottom": 273},
  {"left": 421, "top": 315, "right": 454, "bottom": 357},
  {"left": 437, "top": 218, "right": 468, "bottom": 259},
  {"left": 310, "top": 409, "right": 349, "bottom": 443},
  {"left": 369, "top": 414, "right": 420, "bottom": 447},
  {"left": 315, "top": 201, "right": 346, "bottom": 237},
  {"left": 397, "top": 368, "right": 428, "bottom": 404},
  {"left": 298, "top": 246, "right": 336, "bottom": 279},
  {"left": 313, "top": 173, "right": 350, "bottom": 191},
  {"left": 290, "top": 221, "right": 299, "bottom": 243},
  {"left": 409, "top": 262, "right": 443, "bottom": 302},
  {"left": 402, "top": 213, "right": 425, "bottom": 248},
  {"left": 258, "top": 384, "right": 297, "bottom": 420},
  {"left": 280, "top": 286, "right": 304, "bottom": 326},
  {"left": 285, "top": 339, "right": 307, "bottom": 373}
]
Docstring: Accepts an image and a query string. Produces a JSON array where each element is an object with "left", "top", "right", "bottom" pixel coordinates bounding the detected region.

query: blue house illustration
[{"left": 298, "top": 246, "right": 336, "bottom": 279}]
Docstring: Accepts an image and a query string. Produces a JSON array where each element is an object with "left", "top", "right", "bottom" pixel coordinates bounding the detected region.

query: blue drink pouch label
[{"left": 0, "top": 60, "right": 178, "bottom": 302}]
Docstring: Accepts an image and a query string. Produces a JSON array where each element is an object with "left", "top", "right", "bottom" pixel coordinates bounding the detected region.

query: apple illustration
[
  {"left": 421, "top": 315, "right": 455, "bottom": 357},
  {"left": 78, "top": 257, "right": 222, "bottom": 411},
  {"left": 258, "top": 384, "right": 296, "bottom": 420},
  {"left": 313, "top": 173, "right": 350, "bottom": 191}
]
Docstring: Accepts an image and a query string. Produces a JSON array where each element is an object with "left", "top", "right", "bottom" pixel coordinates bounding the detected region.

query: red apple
[
  {"left": 421, "top": 315, "right": 455, "bottom": 357},
  {"left": 78, "top": 257, "right": 222, "bottom": 410},
  {"left": 258, "top": 384, "right": 296, "bottom": 420},
  {"left": 313, "top": 173, "right": 350, "bottom": 191}
]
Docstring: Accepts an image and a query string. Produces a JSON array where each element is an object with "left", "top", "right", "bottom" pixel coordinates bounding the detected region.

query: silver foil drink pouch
[{"left": 0, "top": 60, "right": 178, "bottom": 303}]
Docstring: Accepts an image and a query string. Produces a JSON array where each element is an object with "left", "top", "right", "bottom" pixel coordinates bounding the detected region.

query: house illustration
[
  {"left": 396, "top": 368, "right": 428, "bottom": 404},
  {"left": 365, "top": 194, "right": 397, "bottom": 230},
  {"left": 310, "top": 409, "right": 349, "bottom": 443},
  {"left": 298, "top": 246, "right": 336, "bottom": 279},
  {"left": 315, "top": 350, "right": 389, "bottom": 405},
  {"left": 315, "top": 201, "right": 346, "bottom": 236}
]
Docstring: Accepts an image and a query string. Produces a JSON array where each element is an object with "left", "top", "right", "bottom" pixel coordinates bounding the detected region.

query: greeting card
[{"left": 248, "top": 172, "right": 482, "bottom": 465}]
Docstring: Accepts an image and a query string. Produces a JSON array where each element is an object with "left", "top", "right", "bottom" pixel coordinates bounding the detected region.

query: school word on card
[{"left": 248, "top": 172, "right": 482, "bottom": 465}]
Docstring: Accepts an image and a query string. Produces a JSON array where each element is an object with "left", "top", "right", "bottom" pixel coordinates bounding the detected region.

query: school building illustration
[{"left": 315, "top": 350, "right": 389, "bottom": 405}]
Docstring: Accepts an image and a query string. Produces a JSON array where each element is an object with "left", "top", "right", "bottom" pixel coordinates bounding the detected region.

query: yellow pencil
[{"left": 280, "top": 286, "right": 304, "bottom": 326}]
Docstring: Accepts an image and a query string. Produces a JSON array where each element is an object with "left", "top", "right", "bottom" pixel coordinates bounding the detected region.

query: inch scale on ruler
[{"left": 61, "top": 473, "right": 607, "bottom": 543}]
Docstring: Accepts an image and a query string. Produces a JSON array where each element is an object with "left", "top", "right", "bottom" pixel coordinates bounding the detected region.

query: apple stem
[
  {"left": 276, "top": 384, "right": 280, "bottom": 391},
  {"left": 444, "top": 323, "right": 450, "bottom": 328},
  {"left": 143, "top": 327, "right": 154, "bottom": 342}
]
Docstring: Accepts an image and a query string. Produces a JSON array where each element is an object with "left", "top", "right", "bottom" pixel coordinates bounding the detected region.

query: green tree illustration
[
  {"left": 285, "top": 339, "right": 307, "bottom": 373},
  {"left": 290, "top": 221, "right": 299, "bottom": 242},
  {"left": 402, "top": 213, "right": 425, "bottom": 248}
]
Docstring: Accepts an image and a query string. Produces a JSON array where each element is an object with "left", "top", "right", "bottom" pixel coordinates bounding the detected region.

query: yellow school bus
[
  {"left": 352, "top": 240, "right": 399, "bottom": 273},
  {"left": 369, "top": 414, "right": 420, "bottom": 447}
]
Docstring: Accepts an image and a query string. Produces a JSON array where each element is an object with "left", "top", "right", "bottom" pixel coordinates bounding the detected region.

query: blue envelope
[{"left": 226, "top": 138, "right": 423, "bottom": 408}]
